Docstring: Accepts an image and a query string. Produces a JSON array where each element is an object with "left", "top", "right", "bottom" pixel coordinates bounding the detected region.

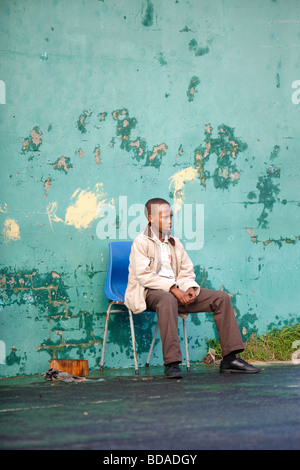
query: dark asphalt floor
[{"left": 0, "top": 363, "right": 299, "bottom": 451}]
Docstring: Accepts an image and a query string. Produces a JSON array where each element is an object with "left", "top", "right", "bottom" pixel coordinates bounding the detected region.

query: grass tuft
[{"left": 206, "top": 323, "right": 300, "bottom": 362}]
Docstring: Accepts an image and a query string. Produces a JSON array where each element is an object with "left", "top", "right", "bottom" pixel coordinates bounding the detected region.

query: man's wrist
[{"left": 169, "top": 284, "right": 178, "bottom": 292}]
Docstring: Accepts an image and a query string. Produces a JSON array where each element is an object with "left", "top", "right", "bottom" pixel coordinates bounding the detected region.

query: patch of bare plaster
[
  {"left": 65, "top": 183, "right": 107, "bottom": 230},
  {"left": 21, "top": 126, "right": 42, "bottom": 153},
  {"left": 244, "top": 228, "right": 258, "bottom": 243},
  {"left": 194, "top": 124, "right": 247, "bottom": 190},
  {"left": 129, "top": 139, "right": 144, "bottom": 157},
  {"left": 22, "top": 139, "right": 30, "bottom": 151},
  {"left": 148, "top": 143, "right": 168, "bottom": 162},
  {"left": 44, "top": 178, "right": 51, "bottom": 193},
  {"left": 3, "top": 218, "right": 20, "bottom": 243},
  {"left": 98, "top": 112, "right": 107, "bottom": 121},
  {"left": 31, "top": 128, "right": 42, "bottom": 147},
  {"left": 75, "top": 148, "right": 84, "bottom": 158},
  {"left": 52, "top": 156, "right": 73, "bottom": 174},
  {"left": 244, "top": 227, "right": 300, "bottom": 247},
  {"left": 77, "top": 110, "right": 92, "bottom": 134},
  {"left": 94, "top": 146, "right": 101, "bottom": 166}
]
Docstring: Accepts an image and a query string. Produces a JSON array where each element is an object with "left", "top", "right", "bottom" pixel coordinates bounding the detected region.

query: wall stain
[
  {"left": 189, "top": 38, "right": 211, "bottom": 57},
  {"left": 142, "top": 0, "right": 154, "bottom": 27},
  {"left": 155, "top": 52, "right": 167, "bottom": 66},
  {"left": 6, "top": 347, "right": 21, "bottom": 366},
  {"left": 245, "top": 146, "right": 281, "bottom": 228}
]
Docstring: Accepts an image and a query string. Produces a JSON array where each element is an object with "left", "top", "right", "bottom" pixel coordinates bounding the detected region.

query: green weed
[{"left": 206, "top": 323, "right": 300, "bottom": 362}]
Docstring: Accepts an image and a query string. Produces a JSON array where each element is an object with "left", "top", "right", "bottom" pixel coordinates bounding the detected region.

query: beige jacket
[{"left": 124, "top": 223, "right": 200, "bottom": 314}]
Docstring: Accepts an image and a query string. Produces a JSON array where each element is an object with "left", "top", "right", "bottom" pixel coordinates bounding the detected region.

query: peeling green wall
[{"left": 0, "top": 0, "right": 299, "bottom": 377}]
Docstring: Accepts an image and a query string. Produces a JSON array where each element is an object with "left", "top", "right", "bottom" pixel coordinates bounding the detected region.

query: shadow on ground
[{"left": 0, "top": 363, "right": 299, "bottom": 450}]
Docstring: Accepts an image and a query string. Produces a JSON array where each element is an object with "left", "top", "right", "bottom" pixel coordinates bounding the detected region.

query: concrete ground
[{"left": 0, "top": 362, "right": 299, "bottom": 451}]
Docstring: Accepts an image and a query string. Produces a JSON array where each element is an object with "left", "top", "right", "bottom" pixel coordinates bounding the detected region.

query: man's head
[{"left": 144, "top": 198, "right": 173, "bottom": 236}]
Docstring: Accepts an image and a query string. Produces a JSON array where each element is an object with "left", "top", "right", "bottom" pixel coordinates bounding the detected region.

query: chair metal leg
[
  {"left": 101, "top": 305, "right": 190, "bottom": 375},
  {"left": 128, "top": 309, "right": 139, "bottom": 375},
  {"left": 146, "top": 322, "right": 159, "bottom": 367},
  {"left": 100, "top": 301, "right": 114, "bottom": 371},
  {"left": 182, "top": 318, "right": 190, "bottom": 371}
]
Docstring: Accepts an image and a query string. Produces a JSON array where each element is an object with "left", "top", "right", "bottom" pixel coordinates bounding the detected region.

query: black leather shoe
[
  {"left": 164, "top": 362, "right": 183, "bottom": 379},
  {"left": 220, "top": 358, "right": 260, "bottom": 374}
]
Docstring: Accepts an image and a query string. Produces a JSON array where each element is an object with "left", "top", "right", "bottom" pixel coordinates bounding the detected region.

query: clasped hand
[{"left": 170, "top": 286, "right": 196, "bottom": 307}]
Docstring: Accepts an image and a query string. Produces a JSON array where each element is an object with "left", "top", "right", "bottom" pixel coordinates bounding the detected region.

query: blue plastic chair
[{"left": 100, "top": 241, "right": 190, "bottom": 375}]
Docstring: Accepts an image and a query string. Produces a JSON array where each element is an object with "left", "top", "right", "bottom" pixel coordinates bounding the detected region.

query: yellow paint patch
[
  {"left": 65, "top": 183, "right": 107, "bottom": 230},
  {"left": 3, "top": 218, "right": 20, "bottom": 243},
  {"left": 169, "top": 166, "right": 199, "bottom": 210},
  {"left": 0, "top": 203, "right": 8, "bottom": 213}
]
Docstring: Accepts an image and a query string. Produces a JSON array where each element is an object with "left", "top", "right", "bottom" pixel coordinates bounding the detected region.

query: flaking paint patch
[
  {"left": 187, "top": 76, "right": 200, "bottom": 102},
  {"left": 21, "top": 126, "right": 43, "bottom": 154},
  {"left": 77, "top": 110, "right": 92, "bottom": 133},
  {"left": 94, "top": 146, "right": 101, "bottom": 166},
  {"left": 65, "top": 183, "right": 107, "bottom": 230},
  {"left": 169, "top": 166, "right": 199, "bottom": 210},
  {"left": 52, "top": 156, "right": 73, "bottom": 173},
  {"left": 3, "top": 218, "right": 20, "bottom": 243},
  {"left": 194, "top": 124, "right": 247, "bottom": 189},
  {"left": 148, "top": 143, "right": 168, "bottom": 162},
  {"left": 244, "top": 228, "right": 300, "bottom": 247}
]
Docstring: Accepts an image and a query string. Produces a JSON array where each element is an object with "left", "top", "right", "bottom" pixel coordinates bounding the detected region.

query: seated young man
[{"left": 124, "top": 197, "right": 260, "bottom": 379}]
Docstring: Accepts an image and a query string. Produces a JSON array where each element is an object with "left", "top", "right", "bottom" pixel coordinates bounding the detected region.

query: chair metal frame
[{"left": 100, "top": 241, "right": 191, "bottom": 375}]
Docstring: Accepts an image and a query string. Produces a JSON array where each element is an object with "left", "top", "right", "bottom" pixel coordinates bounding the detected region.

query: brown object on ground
[{"left": 49, "top": 359, "right": 88, "bottom": 377}]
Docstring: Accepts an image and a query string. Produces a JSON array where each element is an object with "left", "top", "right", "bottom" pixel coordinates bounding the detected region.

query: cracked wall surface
[{"left": 0, "top": 0, "right": 299, "bottom": 377}]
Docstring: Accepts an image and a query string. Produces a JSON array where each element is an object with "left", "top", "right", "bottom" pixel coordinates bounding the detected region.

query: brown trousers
[{"left": 145, "top": 288, "right": 244, "bottom": 365}]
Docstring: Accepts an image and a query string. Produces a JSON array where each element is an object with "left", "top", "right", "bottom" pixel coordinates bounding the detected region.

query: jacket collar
[{"left": 143, "top": 222, "right": 175, "bottom": 246}]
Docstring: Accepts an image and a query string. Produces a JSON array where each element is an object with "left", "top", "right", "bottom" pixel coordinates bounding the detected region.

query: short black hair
[{"left": 144, "top": 197, "right": 171, "bottom": 219}]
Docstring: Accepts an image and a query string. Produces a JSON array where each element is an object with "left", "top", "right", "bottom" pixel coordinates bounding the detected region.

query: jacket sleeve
[
  {"left": 176, "top": 240, "right": 200, "bottom": 295},
  {"left": 130, "top": 237, "right": 176, "bottom": 292}
]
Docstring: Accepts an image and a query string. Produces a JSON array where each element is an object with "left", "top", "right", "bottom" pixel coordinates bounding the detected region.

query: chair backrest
[{"left": 104, "top": 241, "right": 133, "bottom": 302}]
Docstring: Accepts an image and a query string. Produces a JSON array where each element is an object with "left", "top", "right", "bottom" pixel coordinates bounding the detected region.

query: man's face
[{"left": 149, "top": 203, "right": 173, "bottom": 235}]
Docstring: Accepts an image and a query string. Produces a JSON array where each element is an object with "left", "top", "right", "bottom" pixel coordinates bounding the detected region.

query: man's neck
[{"left": 150, "top": 226, "right": 166, "bottom": 243}]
